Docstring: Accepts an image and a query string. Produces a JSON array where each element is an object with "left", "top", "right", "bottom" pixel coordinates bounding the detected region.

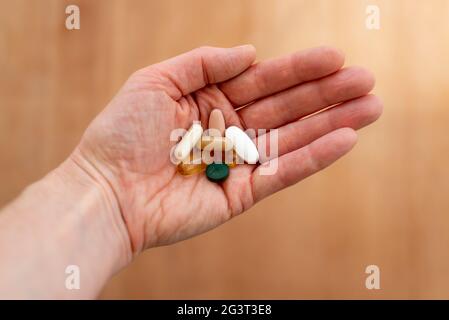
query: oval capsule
[
  {"left": 173, "top": 123, "right": 203, "bottom": 162},
  {"left": 177, "top": 150, "right": 205, "bottom": 176},
  {"left": 208, "top": 109, "right": 226, "bottom": 136},
  {"left": 177, "top": 162, "right": 207, "bottom": 176},
  {"left": 225, "top": 126, "right": 259, "bottom": 164},
  {"left": 196, "top": 136, "right": 233, "bottom": 152}
]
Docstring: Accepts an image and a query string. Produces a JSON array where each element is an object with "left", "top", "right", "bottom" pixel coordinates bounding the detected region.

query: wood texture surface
[{"left": 1, "top": 0, "right": 449, "bottom": 299}]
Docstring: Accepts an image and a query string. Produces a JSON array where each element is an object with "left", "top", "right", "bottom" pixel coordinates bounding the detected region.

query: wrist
[
  {"left": 38, "top": 151, "right": 133, "bottom": 297},
  {"left": 59, "top": 150, "right": 133, "bottom": 271},
  {"left": 0, "top": 152, "right": 132, "bottom": 298}
]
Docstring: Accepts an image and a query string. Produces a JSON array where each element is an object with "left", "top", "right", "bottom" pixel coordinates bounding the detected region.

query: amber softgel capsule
[{"left": 177, "top": 162, "right": 207, "bottom": 176}]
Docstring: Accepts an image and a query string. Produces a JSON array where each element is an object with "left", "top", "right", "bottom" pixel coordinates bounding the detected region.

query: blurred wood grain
[{"left": 1, "top": 0, "right": 449, "bottom": 299}]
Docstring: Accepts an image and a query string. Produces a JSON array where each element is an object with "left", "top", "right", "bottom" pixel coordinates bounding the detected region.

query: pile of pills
[{"left": 173, "top": 109, "right": 259, "bottom": 183}]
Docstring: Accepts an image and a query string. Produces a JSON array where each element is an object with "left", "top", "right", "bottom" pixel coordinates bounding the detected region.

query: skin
[{"left": 0, "top": 45, "right": 382, "bottom": 298}]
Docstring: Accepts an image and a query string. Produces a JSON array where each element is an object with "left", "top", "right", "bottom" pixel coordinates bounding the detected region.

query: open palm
[{"left": 75, "top": 45, "right": 382, "bottom": 253}]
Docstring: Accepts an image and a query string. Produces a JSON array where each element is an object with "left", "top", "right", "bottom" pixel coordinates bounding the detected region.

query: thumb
[{"left": 146, "top": 45, "right": 257, "bottom": 99}]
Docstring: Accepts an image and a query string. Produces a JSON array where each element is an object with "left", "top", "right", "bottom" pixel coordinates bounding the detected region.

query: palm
[{"left": 78, "top": 46, "right": 382, "bottom": 252}]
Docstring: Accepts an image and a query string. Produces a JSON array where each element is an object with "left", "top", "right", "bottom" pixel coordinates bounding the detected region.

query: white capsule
[
  {"left": 174, "top": 123, "right": 203, "bottom": 161},
  {"left": 225, "top": 126, "right": 259, "bottom": 164}
]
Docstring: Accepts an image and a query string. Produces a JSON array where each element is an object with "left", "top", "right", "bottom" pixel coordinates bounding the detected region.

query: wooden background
[{"left": 1, "top": 0, "right": 449, "bottom": 299}]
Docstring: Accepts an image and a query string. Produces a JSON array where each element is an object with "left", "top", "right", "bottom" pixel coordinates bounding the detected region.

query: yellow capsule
[
  {"left": 177, "top": 149, "right": 206, "bottom": 176},
  {"left": 177, "top": 162, "right": 206, "bottom": 176},
  {"left": 196, "top": 136, "right": 233, "bottom": 152}
]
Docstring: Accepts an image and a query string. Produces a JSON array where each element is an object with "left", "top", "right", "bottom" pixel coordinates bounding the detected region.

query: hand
[{"left": 73, "top": 45, "right": 382, "bottom": 253}]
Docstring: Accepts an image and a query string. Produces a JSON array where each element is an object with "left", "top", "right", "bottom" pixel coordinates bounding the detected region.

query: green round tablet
[{"left": 206, "top": 163, "right": 229, "bottom": 183}]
